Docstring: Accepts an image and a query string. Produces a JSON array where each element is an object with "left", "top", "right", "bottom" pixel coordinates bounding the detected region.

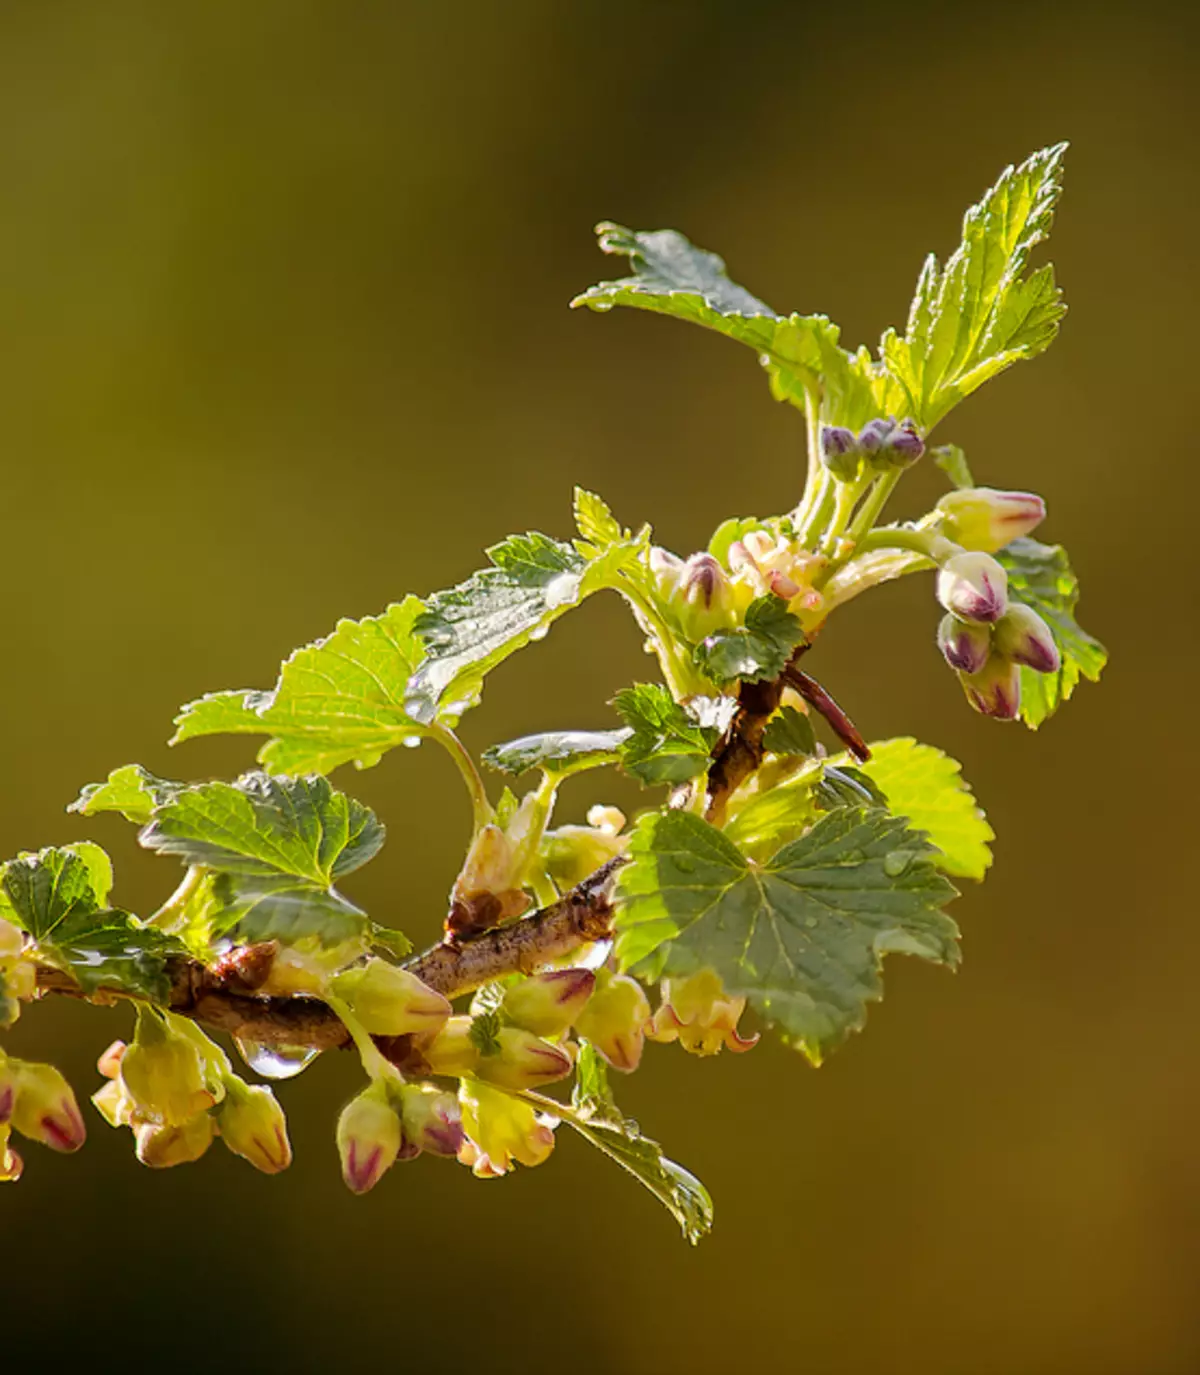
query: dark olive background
[{"left": 0, "top": 2, "right": 1195, "bottom": 1372}]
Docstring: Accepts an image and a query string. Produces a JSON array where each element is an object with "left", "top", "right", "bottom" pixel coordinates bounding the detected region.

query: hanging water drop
[
  {"left": 883, "top": 851, "right": 913, "bottom": 878},
  {"left": 234, "top": 1038, "right": 321, "bottom": 1080}
]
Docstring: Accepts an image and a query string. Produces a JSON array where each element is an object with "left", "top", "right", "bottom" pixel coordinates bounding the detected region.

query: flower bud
[
  {"left": 992, "top": 602, "right": 1060, "bottom": 674},
  {"left": 0, "top": 1140, "right": 22, "bottom": 1182},
  {"left": 448, "top": 823, "right": 533, "bottom": 938},
  {"left": 11, "top": 1061, "right": 87, "bottom": 1151},
  {"left": 475, "top": 1026, "right": 574, "bottom": 1091},
  {"left": 884, "top": 418, "right": 924, "bottom": 466},
  {"left": 647, "top": 545, "right": 684, "bottom": 601},
  {"left": 676, "top": 553, "right": 737, "bottom": 640},
  {"left": 330, "top": 959, "right": 452, "bottom": 1038},
  {"left": 96, "top": 1040, "right": 127, "bottom": 1081},
  {"left": 500, "top": 969, "right": 596, "bottom": 1038},
  {"left": 937, "top": 613, "right": 991, "bottom": 675},
  {"left": 420, "top": 1015, "right": 481, "bottom": 1077},
  {"left": 820, "top": 426, "right": 860, "bottom": 481},
  {"left": 958, "top": 650, "right": 1022, "bottom": 720},
  {"left": 215, "top": 1078, "right": 292, "bottom": 1174},
  {"left": 399, "top": 1083, "right": 464, "bottom": 1157},
  {"left": 540, "top": 822, "right": 626, "bottom": 891},
  {"left": 0, "top": 1057, "right": 15, "bottom": 1124},
  {"left": 935, "top": 487, "right": 1046, "bottom": 553},
  {"left": 135, "top": 1112, "right": 215, "bottom": 1169},
  {"left": 857, "top": 417, "right": 896, "bottom": 453},
  {"left": 647, "top": 969, "right": 759, "bottom": 1056},
  {"left": 458, "top": 1079, "right": 555, "bottom": 1176},
  {"left": 337, "top": 1082, "right": 402, "bottom": 1194},
  {"left": 0, "top": 917, "right": 24, "bottom": 961},
  {"left": 91, "top": 1079, "right": 133, "bottom": 1129},
  {"left": 936, "top": 551, "right": 1008, "bottom": 624},
  {"left": 119, "top": 1010, "right": 214, "bottom": 1127},
  {"left": 574, "top": 969, "right": 651, "bottom": 1072}
]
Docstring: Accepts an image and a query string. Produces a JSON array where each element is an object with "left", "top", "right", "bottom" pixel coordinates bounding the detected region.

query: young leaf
[
  {"left": 692, "top": 595, "right": 804, "bottom": 686},
  {"left": 613, "top": 684, "right": 719, "bottom": 785},
  {"left": 0, "top": 844, "right": 185, "bottom": 1001},
  {"left": 69, "top": 765, "right": 182, "bottom": 825},
  {"left": 573, "top": 487, "right": 624, "bottom": 549},
  {"left": 932, "top": 444, "right": 975, "bottom": 489},
  {"left": 615, "top": 808, "right": 959, "bottom": 1064},
  {"left": 572, "top": 223, "right": 881, "bottom": 428},
  {"left": 407, "top": 532, "right": 640, "bottom": 724},
  {"left": 139, "top": 772, "right": 385, "bottom": 945},
  {"left": 722, "top": 757, "right": 826, "bottom": 859},
  {"left": 856, "top": 738, "right": 993, "bottom": 881},
  {"left": 173, "top": 598, "right": 441, "bottom": 775},
  {"left": 882, "top": 144, "right": 1068, "bottom": 430},
  {"left": 482, "top": 729, "right": 630, "bottom": 778},
  {"left": 995, "top": 537, "right": 1106, "bottom": 727},
  {"left": 762, "top": 705, "right": 817, "bottom": 758}
]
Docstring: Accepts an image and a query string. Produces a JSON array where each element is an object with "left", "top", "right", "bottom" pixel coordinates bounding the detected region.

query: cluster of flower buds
[
  {"left": 0, "top": 917, "right": 37, "bottom": 1030},
  {"left": 336, "top": 1078, "right": 463, "bottom": 1193},
  {"left": 648, "top": 529, "right": 826, "bottom": 642},
  {"left": 934, "top": 486, "right": 1046, "bottom": 553},
  {"left": 646, "top": 969, "right": 758, "bottom": 1056},
  {"left": 457, "top": 1079, "right": 555, "bottom": 1177},
  {"left": 0, "top": 1051, "right": 87, "bottom": 1178},
  {"left": 92, "top": 1010, "right": 292, "bottom": 1173},
  {"left": 935, "top": 548, "right": 1060, "bottom": 719},
  {"left": 821, "top": 417, "right": 924, "bottom": 481}
]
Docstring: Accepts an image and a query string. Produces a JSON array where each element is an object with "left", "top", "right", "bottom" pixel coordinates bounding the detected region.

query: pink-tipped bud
[
  {"left": 458, "top": 1079, "right": 555, "bottom": 1176},
  {"left": 937, "top": 613, "right": 991, "bottom": 675},
  {"left": 574, "top": 969, "right": 652, "bottom": 1072},
  {"left": 420, "top": 1015, "right": 481, "bottom": 1077},
  {"left": 11, "top": 1061, "right": 87, "bottom": 1152},
  {"left": 330, "top": 959, "right": 452, "bottom": 1038},
  {"left": 936, "top": 551, "right": 1009, "bottom": 624},
  {"left": 936, "top": 487, "right": 1046, "bottom": 553},
  {"left": 992, "top": 603, "right": 1060, "bottom": 674},
  {"left": 959, "top": 651, "right": 1022, "bottom": 720},
  {"left": 0, "top": 1058, "right": 15, "bottom": 1124},
  {"left": 135, "top": 1112, "right": 215, "bottom": 1169},
  {"left": 337, "top": 1083, "right": 402, "bottom": 1194},
  {"left": 215, "top": 1079, "right": 292, "bottom": 1175},
  {"left": 674, "top": 552, "right": 737, "bottom": 640},
  {"left": 500, "top": 969, "right": 596, "bottom": 1038},
  {"left": 647, "top": 969, "right": 759, "bottom": 1057},
  {"left": 475, "top": 1027, "right": 574, "bottom": 1092},
  {"left": 120, "top": 1010, "right": 214, "bottom": 1127},
  {"left": 399, "top": 1083, "right": 464, "bottom": 1158}
]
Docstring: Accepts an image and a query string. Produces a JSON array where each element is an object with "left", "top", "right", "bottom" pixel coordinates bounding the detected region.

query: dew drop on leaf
[
  {"left": 234, "top": 1038, "right": 321, "bottom": 1080},
  {"left": 883, "top": 851, "right": 913, "bottom": 878}
]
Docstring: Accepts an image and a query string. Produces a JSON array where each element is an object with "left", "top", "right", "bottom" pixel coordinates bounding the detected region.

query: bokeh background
[{"left": 0, "top": 2, "right": 1195, "bottom": 1371}]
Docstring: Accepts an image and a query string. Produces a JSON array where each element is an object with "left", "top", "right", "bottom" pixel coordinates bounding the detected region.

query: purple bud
[
  {"left": 886, "top": 419, "right": 925, "bottom": 465},
  {"left": 959, "top": 652, "right": 1022, "bottom": 720},
  {"left": 857, "top": 418, "right": 897, "bottom": 453},
  {"left": 821, "top": 426, "right": 857, "bottom": 458},
  {"left": 936, "top": 552, "right": 1009, "bottom": 624},
  {"left": 682, "top": 553, "right": 724, "bottom": 610},
  {"left": 937, "top": 613, "right": 991, "bottom": 675},
  {"left": 993, "top": 603, "right": 1060, "bottom": 674}
]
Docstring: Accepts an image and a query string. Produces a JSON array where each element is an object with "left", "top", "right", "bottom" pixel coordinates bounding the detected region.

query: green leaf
[
  {"left": 932, "top": 444, "right": 975, "bottom": 489},
  {"left": 407, "top": 532, "right": 639, "bottom": 724},
  {"left": 552, "top": 1091, "right": 713, "bottom": 1245},
  {"left": 857, "top": 738, "right": 993, "bottom": 881},
  {"left": 0, "top": 843, "right": 185, "bottom": 1001},
  {"left": 139, "top": 772, "right": 385, "bottom": 945},
  {"left": 995, "top": 537, "right": 1107, "bottom": 727},
  {"left": 572, "top": 222, "right": 883, "bottom": 429},
  {"left": 692, "top": 595, "right": 804, "bottom": 685},
  {"left": 573, "top": 487, "right": 624, "bottom": 549},
  {"left": 482, "top": 729, "right": 629, "bottom": 778},
  {"left": 882, "top": 144, "right": 1068, "bottom": 430},
  {"left": 571, "top": 1041, "right": 617, "bottom": 1117},
  {"left": 722, "top": 757, "right": 826, "bottom": 859},
  {"left": 172, "top": 598, "right": 440, "bottom": 775},
  {"left": 707, "top": 516, "right": 767, "bottom": 565},
  {"left": 69, "top": 764, "right": 181, "bottom": 825},
  {"left": 762, "top": 705, "right": 816, "bottom": 758},
  {"left": 615, "top": 807, "right": 959, "bottom": 1063},
  {"left": 613, "top": 684, "right": 719, "bottom": 786},
  {"left": 816, "top": 764, "right": 886, "bottom": 811}
]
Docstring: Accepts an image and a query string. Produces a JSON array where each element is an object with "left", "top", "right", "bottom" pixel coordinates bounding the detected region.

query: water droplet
[
  {"left": 674, "top": 857, "right": 696, "bottom": 874},
  {"left": 401, "top": 735, "right": 422, "bottom": 749},
  {"left": 528, "top": 624, "right": 549, "bottom": 642},
  {"left": 234, "top": 1038, "right": 320, "bottom": 1080},
  {"left": 804, "top": 916, "right": 818, "bottom": 929},
  {"left": 591, "top": 301, "right": 613, "bottom": 313},
  {"left": 403, "top": 696, "right": 424, "bottom": 718},
  {"left": 883, "top": 851, "right": 912, "bottom": 877}
]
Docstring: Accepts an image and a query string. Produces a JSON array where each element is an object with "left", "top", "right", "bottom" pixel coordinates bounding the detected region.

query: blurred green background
[{"left": 0, "top": 1, "right": 1196, "bottom": 1371}]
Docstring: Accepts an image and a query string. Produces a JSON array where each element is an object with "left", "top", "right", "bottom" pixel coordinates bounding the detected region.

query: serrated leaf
[
  {"left": 762, "top": 705, "right": 816, "bottom": 758},
  {"left": 615, "top": 808, "right": 959, "bottom": 1063},
  {"left": 693, "top": 595, "right": 804, "bottom": 685},
  {"left": 573, "top": 487, "right": 624, "bottom": 549},
  {"left": 482, "top": 729, "right": 630, "bottom": 778},
  {"left": 139, "top": 772, "right": 384, "bottom": 945},
  {"left": 407, "top": 532, "right": 640, "bottom": 724},
  {"left": 172, "top": 598, "right": 440, "bottom": 775},
  {"left": 883, "top": 144, "right": 1068, "bottom": 430},
  {"left": 0, "top": 843, "right": 186, "bottom": 1000},
  {"left": 722, "top": 757, "right": 826, "bottom": 859},
  {"left": 572, "top": 223, "right": 882, "bottom": 429},
  {"left": 816, "top": 764, "right": 886, "bottom": 811},
  {"left": 571, "top": 1041, "right": 617, "bottom": 1117},
  {"left": 613, "top": 684, "right": 718, "bottom": 786},
  {"left": 857, "top": 738, "right": 993, "bottom": 881},
  {"left": 995, "top": 537, "right": 1107, "bottom": 728},
  {"left": 69, "top": 764, "right": 182, "bottom": 825}
]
